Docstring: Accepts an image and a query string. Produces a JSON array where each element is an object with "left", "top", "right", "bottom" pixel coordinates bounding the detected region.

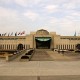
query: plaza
[
  {"left": 0, "top": 60, "right": 80, "bottom": 80},
  {"left": 0, "top": 50, "right": 80, "bottom": 80}
]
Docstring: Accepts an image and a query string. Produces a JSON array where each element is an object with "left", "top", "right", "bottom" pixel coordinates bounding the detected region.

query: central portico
[
  {"left": 35, "top": 37, "right": 51, "bottom": 49},
  {"left": 33, "top": 29, "right": 53, "bottom": 49}
]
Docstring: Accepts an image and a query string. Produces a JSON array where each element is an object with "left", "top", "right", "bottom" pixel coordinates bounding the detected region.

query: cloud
[
  {"left": 0, "top": 0, "right": 42, "bottom": 6},
  {"left": 0, "top": 7, "right": 21, "bottom": 33},
  {"left": 14, "top": 0, "right": 27, "bottom": 7},
  {"left": 30, "top": 0, "right": 41, "bottom": 4},
  {"left": 71, "top": 12, "right": 80, "bottom": 17},
  {"left": 23, "top": 10, "right": 39, "bottom": 21},
  {"left": 50, "top": 17, "right": 59, "bottom": 24},
  {"left": 0, "top": 0, "right": 12, "bottom": 4},
  {"left": 68, "top": 0, "right": 80, "bottom": 4},
  {"left": 44, "top": 5, "right": 59, "bottom": 13},
  {"left": 49, "top": 15, "right": 80, "bottom": 35},
  {"left": 0, "top": 7, "right": 17, "bottom": 18},
  {"left": 63, "top": 3, "right": 76, "bottom": 10},
  {"left": 59, "top": 19, "right": 80, "bottom": 35},
  {"left": 64, "top": 11, "right": 80, "bottom": 20},
  {"left": 14, "top": 0, "right": 42, "bottom": 7},
  {"left": 0, "top": 0, "right": 80, "bottom": 36}
]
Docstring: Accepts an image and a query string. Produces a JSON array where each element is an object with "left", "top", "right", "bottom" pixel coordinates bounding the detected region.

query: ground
[
  {"left": 31, "top": 50, "right": 80, "bottom": 61},
  {"left": 0, "top": 50, "right": 80, "bottom": 80}
]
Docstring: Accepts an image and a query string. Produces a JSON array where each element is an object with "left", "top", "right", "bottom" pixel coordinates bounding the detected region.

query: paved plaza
[
  {"left": 31, "top": 50, "right": 53, "bottom": 61},
  {"left": 31, "top": 50, "right": 80, "bottom": 61},
  {"left": 0, "top": 61, "right": 80, "bottom": 76},
  {"left": 0, "top": 76, "right": 80, "bottom": 80},
  {"left": 0, "top": 61, "right": 80, "bottom": 80},
  {"left": 0, "top": 50, "right": 80, "bottom": 80}
]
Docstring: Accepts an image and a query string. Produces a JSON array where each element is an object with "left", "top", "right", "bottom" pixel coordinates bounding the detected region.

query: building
[{"left": 0, "top": 29, "right": 80, "bottom": 50}]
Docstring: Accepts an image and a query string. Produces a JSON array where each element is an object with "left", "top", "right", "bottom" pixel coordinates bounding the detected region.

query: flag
[
  {"left": 18, "top": 32, "right": 21, "bottom": 35},
  {"left": 4, "top": 33, "right": 7, "bottom": 36},
  {"left": 21, "top": 31, "right": 25, "bottom": 35},
  {"left": 2, "top": 34, "right": 3, "bottom": 36},
  {"left": 8, "top": 33, "right": 10, "bottom": 36},
  {"left": 2, "top": 33, "right": 7, "bottom": 36},
  {"left": 11, "top": 32, "right": 13, "bottom": 36},
  {"left": 15, "top": 32, "right": 17, "bottom": 36},
  {"left": 22, "top": 31, "right": 25, "bottom": 34}
]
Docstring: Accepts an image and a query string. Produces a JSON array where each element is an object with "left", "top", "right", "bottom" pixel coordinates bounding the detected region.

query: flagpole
[
  {"left": 23, "top": 31, "right": 25, "bottom": 50},
  {"left": 15, "top": 32, "right": 17, "bottom": 51},
  {"left": 74, "top": 31, "right": 76, "bottom": 36}
]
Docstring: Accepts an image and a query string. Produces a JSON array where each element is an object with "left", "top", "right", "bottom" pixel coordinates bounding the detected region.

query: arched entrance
[
  {"left": 17, "top": 44, "right": 24, "bottom": 50},
  {"left": 76, "top": 44, "right": 80, "bottom": 50},
  {"left": 35, "top": 37, "right": 51, "bottom": 49}
]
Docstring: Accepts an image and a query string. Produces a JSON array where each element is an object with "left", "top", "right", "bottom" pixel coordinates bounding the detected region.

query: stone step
[{"left": 31, "top": 50, "right": 53, "bottom": 61}]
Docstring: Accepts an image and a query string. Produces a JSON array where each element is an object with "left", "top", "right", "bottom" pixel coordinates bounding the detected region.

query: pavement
[
  {"left": 0, "top": 61, "right": 80, "bottom": 76},
  {"left": 0, "top": 76, "right": 80, "bottom": 80},
  {"left": 8, "top": 49, "right": 80, "bottom": 61},
  {"left": 0, "top": 50, "right": 80, "bottom": 80},
  {"left": 0, "top": 61, "right": 80, "bottom": 80},
  {"left": 47, "top": 51, "right": 72, "bottom": 61},
  {"left": 31, "top": 50, "right": 53, "bottom": 61}
]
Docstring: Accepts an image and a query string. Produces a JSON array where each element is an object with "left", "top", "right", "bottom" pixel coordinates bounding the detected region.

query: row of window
[
  {"left": 56, "top": 44, "right": 76, "bottom": 50},
  {"left": 60, "top": 38, "right": 80, "bottom": 40},
  {"left": 0, "top": 38, "right": 25, "bottom": 40},
  {"left": 0, "top": 44, "right": 29, "bottom": 50}
]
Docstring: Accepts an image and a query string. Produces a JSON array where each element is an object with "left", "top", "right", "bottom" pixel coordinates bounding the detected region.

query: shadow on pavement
[{"left": 0, "top": 75, "right": 80, "bottom": 80}]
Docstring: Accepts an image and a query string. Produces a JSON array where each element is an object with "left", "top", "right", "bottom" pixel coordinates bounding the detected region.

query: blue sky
[{"left": 0, "top": 0, "right": 80, "bottom": 36}]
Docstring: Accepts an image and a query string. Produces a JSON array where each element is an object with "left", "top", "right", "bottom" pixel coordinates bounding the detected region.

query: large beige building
[{"left": 0, "top": 29, "right": 80, "bottom": 50}]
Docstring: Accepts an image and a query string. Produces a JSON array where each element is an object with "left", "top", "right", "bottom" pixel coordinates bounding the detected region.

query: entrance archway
[
  {"left": 76, "top": 44, "right": 80, "bottom": 50},
  {"left": 35, "top": 37, "right": 51, "bottom": 49},
  {"left": 17, "top": 44, "right": 24, "bottom": 50}
]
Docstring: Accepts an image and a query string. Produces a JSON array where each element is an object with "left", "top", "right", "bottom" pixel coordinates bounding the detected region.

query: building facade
[{"left": 0, "top": 29, "right": 80, "bottom": 50}]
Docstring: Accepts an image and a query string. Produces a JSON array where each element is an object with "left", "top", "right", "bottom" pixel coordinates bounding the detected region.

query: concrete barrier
[
  {"left": 8, "top": 50, "right": 26, "bottom": 61},
  {"left": 20, "top": 49, "right": 34, "bottom": 61}
]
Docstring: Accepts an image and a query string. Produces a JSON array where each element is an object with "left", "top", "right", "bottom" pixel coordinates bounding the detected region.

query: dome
[{"left": 36, "top": 29, "right": 49, "bottom": 35}]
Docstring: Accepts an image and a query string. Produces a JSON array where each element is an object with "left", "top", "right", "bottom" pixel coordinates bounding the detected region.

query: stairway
[{"left": 31, "top": 50, "right": 53, "bottom": 61}]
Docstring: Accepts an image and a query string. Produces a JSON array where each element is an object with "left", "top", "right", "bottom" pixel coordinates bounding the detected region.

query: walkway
[
  {"left": 0, "top": 76, "right": 80, "bottom": 80},
  {"left": 31, "top": 50, "right": 73, "bottom": 61},
  {"left": 31, "top": 50, "right": 53, "bottom": 61},
  {"left": 47, "top": 51, "right": 72, "bottom": 61},
  {"left": 0, "top": 50, "right": 80, "bottom": 80},
  {"left": 0, "top": 61, "right": 80, "bottom": 80}
]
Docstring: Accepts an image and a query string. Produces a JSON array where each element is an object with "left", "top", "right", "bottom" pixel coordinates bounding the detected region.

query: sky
[{"left": 0, "top": 0, "right": 80, "bottom": 36}]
